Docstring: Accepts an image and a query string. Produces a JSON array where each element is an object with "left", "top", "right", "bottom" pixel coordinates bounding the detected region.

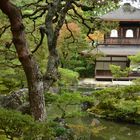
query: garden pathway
[{"left": 78, "top": 78, "right": 133, "bottom": 87}]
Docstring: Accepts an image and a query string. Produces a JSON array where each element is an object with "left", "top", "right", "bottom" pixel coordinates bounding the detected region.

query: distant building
[{"left": 94, "top": 2, "right": 140, "bottom": 80}]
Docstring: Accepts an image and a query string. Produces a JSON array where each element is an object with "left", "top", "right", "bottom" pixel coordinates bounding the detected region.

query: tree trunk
[
  {"left": 0, "top": 0, "right": 46, "bottom": 121},
  {"left": 43, "top": 1, "right": 61, "bottom": 91},
  {"left": 43, "top": 0, "right": 71, "bottom": 90}
]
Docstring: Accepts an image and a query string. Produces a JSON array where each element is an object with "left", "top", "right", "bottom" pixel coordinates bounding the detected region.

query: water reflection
[{"left": 68, "top": 115, "right": 140, "bottom": 140}]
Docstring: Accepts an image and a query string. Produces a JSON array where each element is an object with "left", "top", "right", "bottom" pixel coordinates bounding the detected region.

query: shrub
[
  {"left": 58, "top": 68, "right": 79, "bottom": 86},
  {"left": 0, "top": 108, "right": 53, "bottom": 140},
  {"left": 88, "top": 85, "right": 140, "bottom": 123}
]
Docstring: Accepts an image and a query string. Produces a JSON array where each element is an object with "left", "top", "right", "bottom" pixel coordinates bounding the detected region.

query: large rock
[{"left": 0, "top": 88, "right": 30, "bottom": 114}]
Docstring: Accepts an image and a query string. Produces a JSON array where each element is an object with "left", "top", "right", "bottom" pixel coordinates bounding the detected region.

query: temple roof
[
  {"left": 81, "top": 45, "right": 140, "bottom": 56},
  {"left": 100, "top": 4, "right": 140, "bottom": 21}
]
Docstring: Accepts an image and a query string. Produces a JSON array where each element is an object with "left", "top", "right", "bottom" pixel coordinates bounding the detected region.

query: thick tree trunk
[
  {"left": 43, "top": 1, "right": 61, "bottom": 90},
  {"left": 43, "top": 51, "right": 59, "bottom": 90},
  {"left": 43, "top": 0, "right": 71, "bottom": 90},
  {"left": 0, "top": 0, "right": 46, "bottom": 121}
]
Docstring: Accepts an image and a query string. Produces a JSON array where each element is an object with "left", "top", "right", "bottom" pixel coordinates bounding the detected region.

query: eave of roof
[{"left": 81, "top": 45, "right": 140, "bottom": 56}]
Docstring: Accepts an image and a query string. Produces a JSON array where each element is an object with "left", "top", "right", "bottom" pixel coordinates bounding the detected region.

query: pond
[
  {"left": 48, "top": 103, "right": 140, "bottom": 140},
  {"left": 68, "top": 115, "right": 140, "bottom": 140},
  {"left": 47, "top": 86, "right": 140, "bottom": 140}
]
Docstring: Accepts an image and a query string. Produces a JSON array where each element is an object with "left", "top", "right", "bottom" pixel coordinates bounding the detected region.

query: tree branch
[
  {"left": 31, "top": 25, "right": 46, "bottom": 53},
  {"left": 0, "top": 25, "right": 10, "bottom": 38}
]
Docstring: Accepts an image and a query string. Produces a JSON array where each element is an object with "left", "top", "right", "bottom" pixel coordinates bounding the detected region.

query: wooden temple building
[{"left": 93, "top": 1, "right": 140, "bottom": 80}]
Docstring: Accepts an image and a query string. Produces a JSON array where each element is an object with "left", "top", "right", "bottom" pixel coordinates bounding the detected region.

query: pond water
[
  {"left": 68, "top": 115, "right": 140, "bottom": 140},
  {"left": 48, "top": 86, "right": 140, "bottom": 140},
  {"left": 48, "top": 103, "right": 140, "bottom": 140},
  {"left": 96, "top": 119, "right": 140, "bottom": 140}
]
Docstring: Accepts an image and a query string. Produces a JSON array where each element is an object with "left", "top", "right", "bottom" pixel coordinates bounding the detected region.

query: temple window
[
  {"left": 125, "top": 29, "right": 134, "bottom": 37},
  {"left": 110, "top": 29, "right": 118, "bottom": 37}
]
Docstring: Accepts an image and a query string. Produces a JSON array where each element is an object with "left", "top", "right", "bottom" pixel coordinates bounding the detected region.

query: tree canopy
[{"left": 0, "top": 0, "right": 119, "bottom": 120}]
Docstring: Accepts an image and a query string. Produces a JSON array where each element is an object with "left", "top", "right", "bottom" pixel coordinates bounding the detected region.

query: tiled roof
[{"left": 100, "top": 4, "right": 140, "bottom": 21}]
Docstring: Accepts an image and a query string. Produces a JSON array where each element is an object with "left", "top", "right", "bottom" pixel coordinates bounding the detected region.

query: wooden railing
[{"left": 104, "top": 38, "right": 140, "bottom": 45}]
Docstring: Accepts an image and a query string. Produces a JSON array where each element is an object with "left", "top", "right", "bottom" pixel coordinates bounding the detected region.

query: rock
[
  {"left": 49, "top": 87, "right": 60, "bottom": 93},
  {"left": 81, "top": 101, "right": 93, "bottom": 111},
  {"left": 91, "top": 118, "right": 100, "bottom": 126},
  {"left": 17, "top": 102, "right": 30, "bottom": 114},
  {"left": 0, "top": 88, "right": 30, "bottom": 114}
]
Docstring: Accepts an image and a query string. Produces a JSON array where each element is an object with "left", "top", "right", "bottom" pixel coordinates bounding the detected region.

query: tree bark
[
  {"left": 43, "top": 0, "right": 72, "bottom": 90},
  {"left": 0, "top": 0, "right": 46, "bottom": 121}
]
